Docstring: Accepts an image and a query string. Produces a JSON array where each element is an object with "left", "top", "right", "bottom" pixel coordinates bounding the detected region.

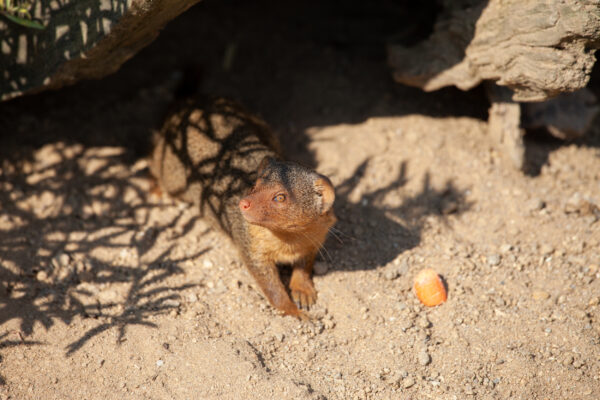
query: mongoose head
[{"left": 239, "top": 157, "right": 336, "bottom": 234}]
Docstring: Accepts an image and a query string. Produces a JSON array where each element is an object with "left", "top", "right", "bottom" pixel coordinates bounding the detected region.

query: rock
[
  {"left": 388, "top": 0, "right": 600, "bottom": 102},
  {"left": 526, "top": 198, "right": 546, "bottom": 213},
  {"left": 402, "top": 377, "right": 416, "bottom": 389},
  {"left": 395, "top": 259, "right": 409, "bottom": 276},
  {"left": 561, "top": 353, "right": 574, "bottom": 366},
  {"left": 564, "top": 193, "right": 598, "bottom": 215},
  {"left": 187, "top": 293, "right": 198, "bottom": 303},
  {"left": 36, "top": 270, "right": 49, "bottom": 282},
  {"left": 539, "top": 244, "right": 554, "bottom": 257},
  {"left": 313, "top": 261, "right": 329, "bottom": 276},
  {"left": 398, "top": 317, "right": 414, "bottom": 332},
  {"left": 486, "top": 254, "right": 501, "bottom": 267},
  {"left": 1, "top": 0, "right": 202, "bottom": 101},
  {"left": 384, "top": 269, "right": 399, "bottom": 280},
  {"left": 383, "top": 270, "right": 398, "bottom": 281},
  {"left": 464, "top": 384, "right": 475, "bottom": 395},
  {"left": 417, "top": 351, "right": 431, "bottom": 366},
  {"left": 388, "top": 1, "right": 600, "bottom": 169},
  {"left": 52, "top": 252, "right": 71, "bottom": 269},
  {"left": 416, "top": 316, "right": 431, "bottom": 329},
  {"left": 532, "top": 290, "right": 550, "bottom": 301}
]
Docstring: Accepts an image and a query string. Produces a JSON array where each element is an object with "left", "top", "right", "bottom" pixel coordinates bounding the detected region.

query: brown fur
[{"left": 151, "top": 97, "right": 336, "bottom": 318}]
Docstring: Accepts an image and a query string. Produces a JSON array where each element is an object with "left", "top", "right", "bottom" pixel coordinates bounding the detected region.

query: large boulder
[
  {"left": 388, "top": 0, "right": 600, "bottom": 102},
  {"left": 1, "top": 0, "right": 200, "bottom": 101}
]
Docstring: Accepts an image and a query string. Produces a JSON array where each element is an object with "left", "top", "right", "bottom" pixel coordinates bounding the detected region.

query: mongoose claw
[
  {"left": 291, "top": 287, "right": 317, "bottom": 310},
  {"left": 280, "top": 305, "right": 311, "bottom": 321}
]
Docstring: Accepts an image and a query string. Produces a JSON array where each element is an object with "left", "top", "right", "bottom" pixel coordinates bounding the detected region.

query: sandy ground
[{"left": 1, "top": 1, "right": 600, "bottom": 399}]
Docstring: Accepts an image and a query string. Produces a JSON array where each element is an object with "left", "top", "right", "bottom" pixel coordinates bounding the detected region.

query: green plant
[{"left": 1, "top": 0, "right": 44, "bottom": 29}]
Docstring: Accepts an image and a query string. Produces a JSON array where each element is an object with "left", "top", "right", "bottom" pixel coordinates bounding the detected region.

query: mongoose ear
[
  {"left": 257, "top": 156, "right": 274, "bottom": 175},
  {"left": 314, "top": 175, "right": 335, "bottom": 214}
]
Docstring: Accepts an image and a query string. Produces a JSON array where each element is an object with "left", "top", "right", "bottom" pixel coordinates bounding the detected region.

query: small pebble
[
  {"left": 499, "top": 244, "right": 513, "bottom": 254},
  {"left": 417, "top": 316, "right": 431, "bottom": 329},
  {"left": 36, "top": 270, "right": 48, "bottom": 282},
  {"left": 526, "top": 198, "right": 545, "bottom": 212},
  {"left": 487, "top": 254, "right": 501, "bottom": 266},
  {"left": 564, "top": 192, "right": 584, "bottom": 213},
  {"left": 384, "top": 269, "right": 399, "bottom": 280},
  {"left": 323, "top": 319, "right": 335, "bottom": 330},
  {"left": 164, "top": 299, "right": 181, "bottom": 308},
  {"left": 532, "top": 290, "right": 550, "bottom": 301},
  {"left": 58, "top": 252, "right": 71, "bottom": 268},
  {"left": 313, "top": 261, "right": 329, "bottom": 276},
  {"left": 396, "top": 259, "right": 409, "bottom": 276},
  {"left": 228, "top": 279, "right": 241, "bottom": 290},
  {"left": 156, "top": 359, "right": 164, "bottom": 367},
  {"left": 573, "top": 309, "right": 588, "bottom": 320},
  {"left": 561, "top": 354, "right": 574, "bottom": 366},
  {"left": 418, "top": 351, "right": 431, "bottom": 366},
  {"left": 540, "top": 244, "right": 554, "bottom": 256},
  {"left": 187, "top": 293, "right": 198, "bottom": 303},
  {"left": 399, "top": 317, "right": 414, "bottom": 331},
  {"left": 464, "top": 384, "right": 474, "bottom": 395},
  {"left": 402, "top": 377, "right": 416, "bottom": 389}
]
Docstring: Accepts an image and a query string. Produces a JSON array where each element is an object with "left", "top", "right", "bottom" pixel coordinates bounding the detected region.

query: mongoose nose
[{"left": 239, "top": 198, "right": 251, "bottom": 211}]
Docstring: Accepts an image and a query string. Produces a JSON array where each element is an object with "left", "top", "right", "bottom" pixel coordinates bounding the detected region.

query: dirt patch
[{"left": 1, "top": 1, "right": 600, "bottom": 399}]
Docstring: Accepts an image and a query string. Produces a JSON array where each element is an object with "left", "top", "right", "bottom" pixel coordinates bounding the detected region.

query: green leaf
[{"left": 1, "top": 11, "right": 44, "bottom": 29}]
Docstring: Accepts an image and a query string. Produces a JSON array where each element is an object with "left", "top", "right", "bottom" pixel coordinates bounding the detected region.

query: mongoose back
[{"left": 150, "top": 97, "right": 336, "bottom": 318}]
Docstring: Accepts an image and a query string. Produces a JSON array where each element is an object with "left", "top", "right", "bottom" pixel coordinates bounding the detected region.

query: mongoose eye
[{"left": 273, "top": 193, "right": 286, "bottom": 203}]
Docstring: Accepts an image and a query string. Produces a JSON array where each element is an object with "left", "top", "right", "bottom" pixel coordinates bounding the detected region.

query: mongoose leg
[
  {"left": 246, "top": 261, "right": 306, "bottom": 319},
  {"left": 290, "top": 254, "right": 317, "bottom": 309}
]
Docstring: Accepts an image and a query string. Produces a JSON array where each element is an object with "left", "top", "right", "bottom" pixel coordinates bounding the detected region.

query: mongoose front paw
[{"left": 290, "top": 278, "right": 317, "bottom": 310}]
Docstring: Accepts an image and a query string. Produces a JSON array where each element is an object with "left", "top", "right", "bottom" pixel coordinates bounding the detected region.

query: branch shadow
[
  {"left": 328, "top": 158, "right": 472, "bottom": 271},
  {"left": 0, "top": 142, "right": 209, "bottom": 363}
]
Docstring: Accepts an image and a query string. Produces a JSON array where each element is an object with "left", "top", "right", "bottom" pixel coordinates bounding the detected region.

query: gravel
[
  {"left": 417, "top": 351, "right": 431, "bottom": 366},
  {"left": 402, "top": 377, "right": 416, "bottom": 389},
  {"left": 532, "top": 290, "right": 551, "bottom": 301},
  {"left": 486, "top": 254, "right": 501, "bottom": 266}
]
